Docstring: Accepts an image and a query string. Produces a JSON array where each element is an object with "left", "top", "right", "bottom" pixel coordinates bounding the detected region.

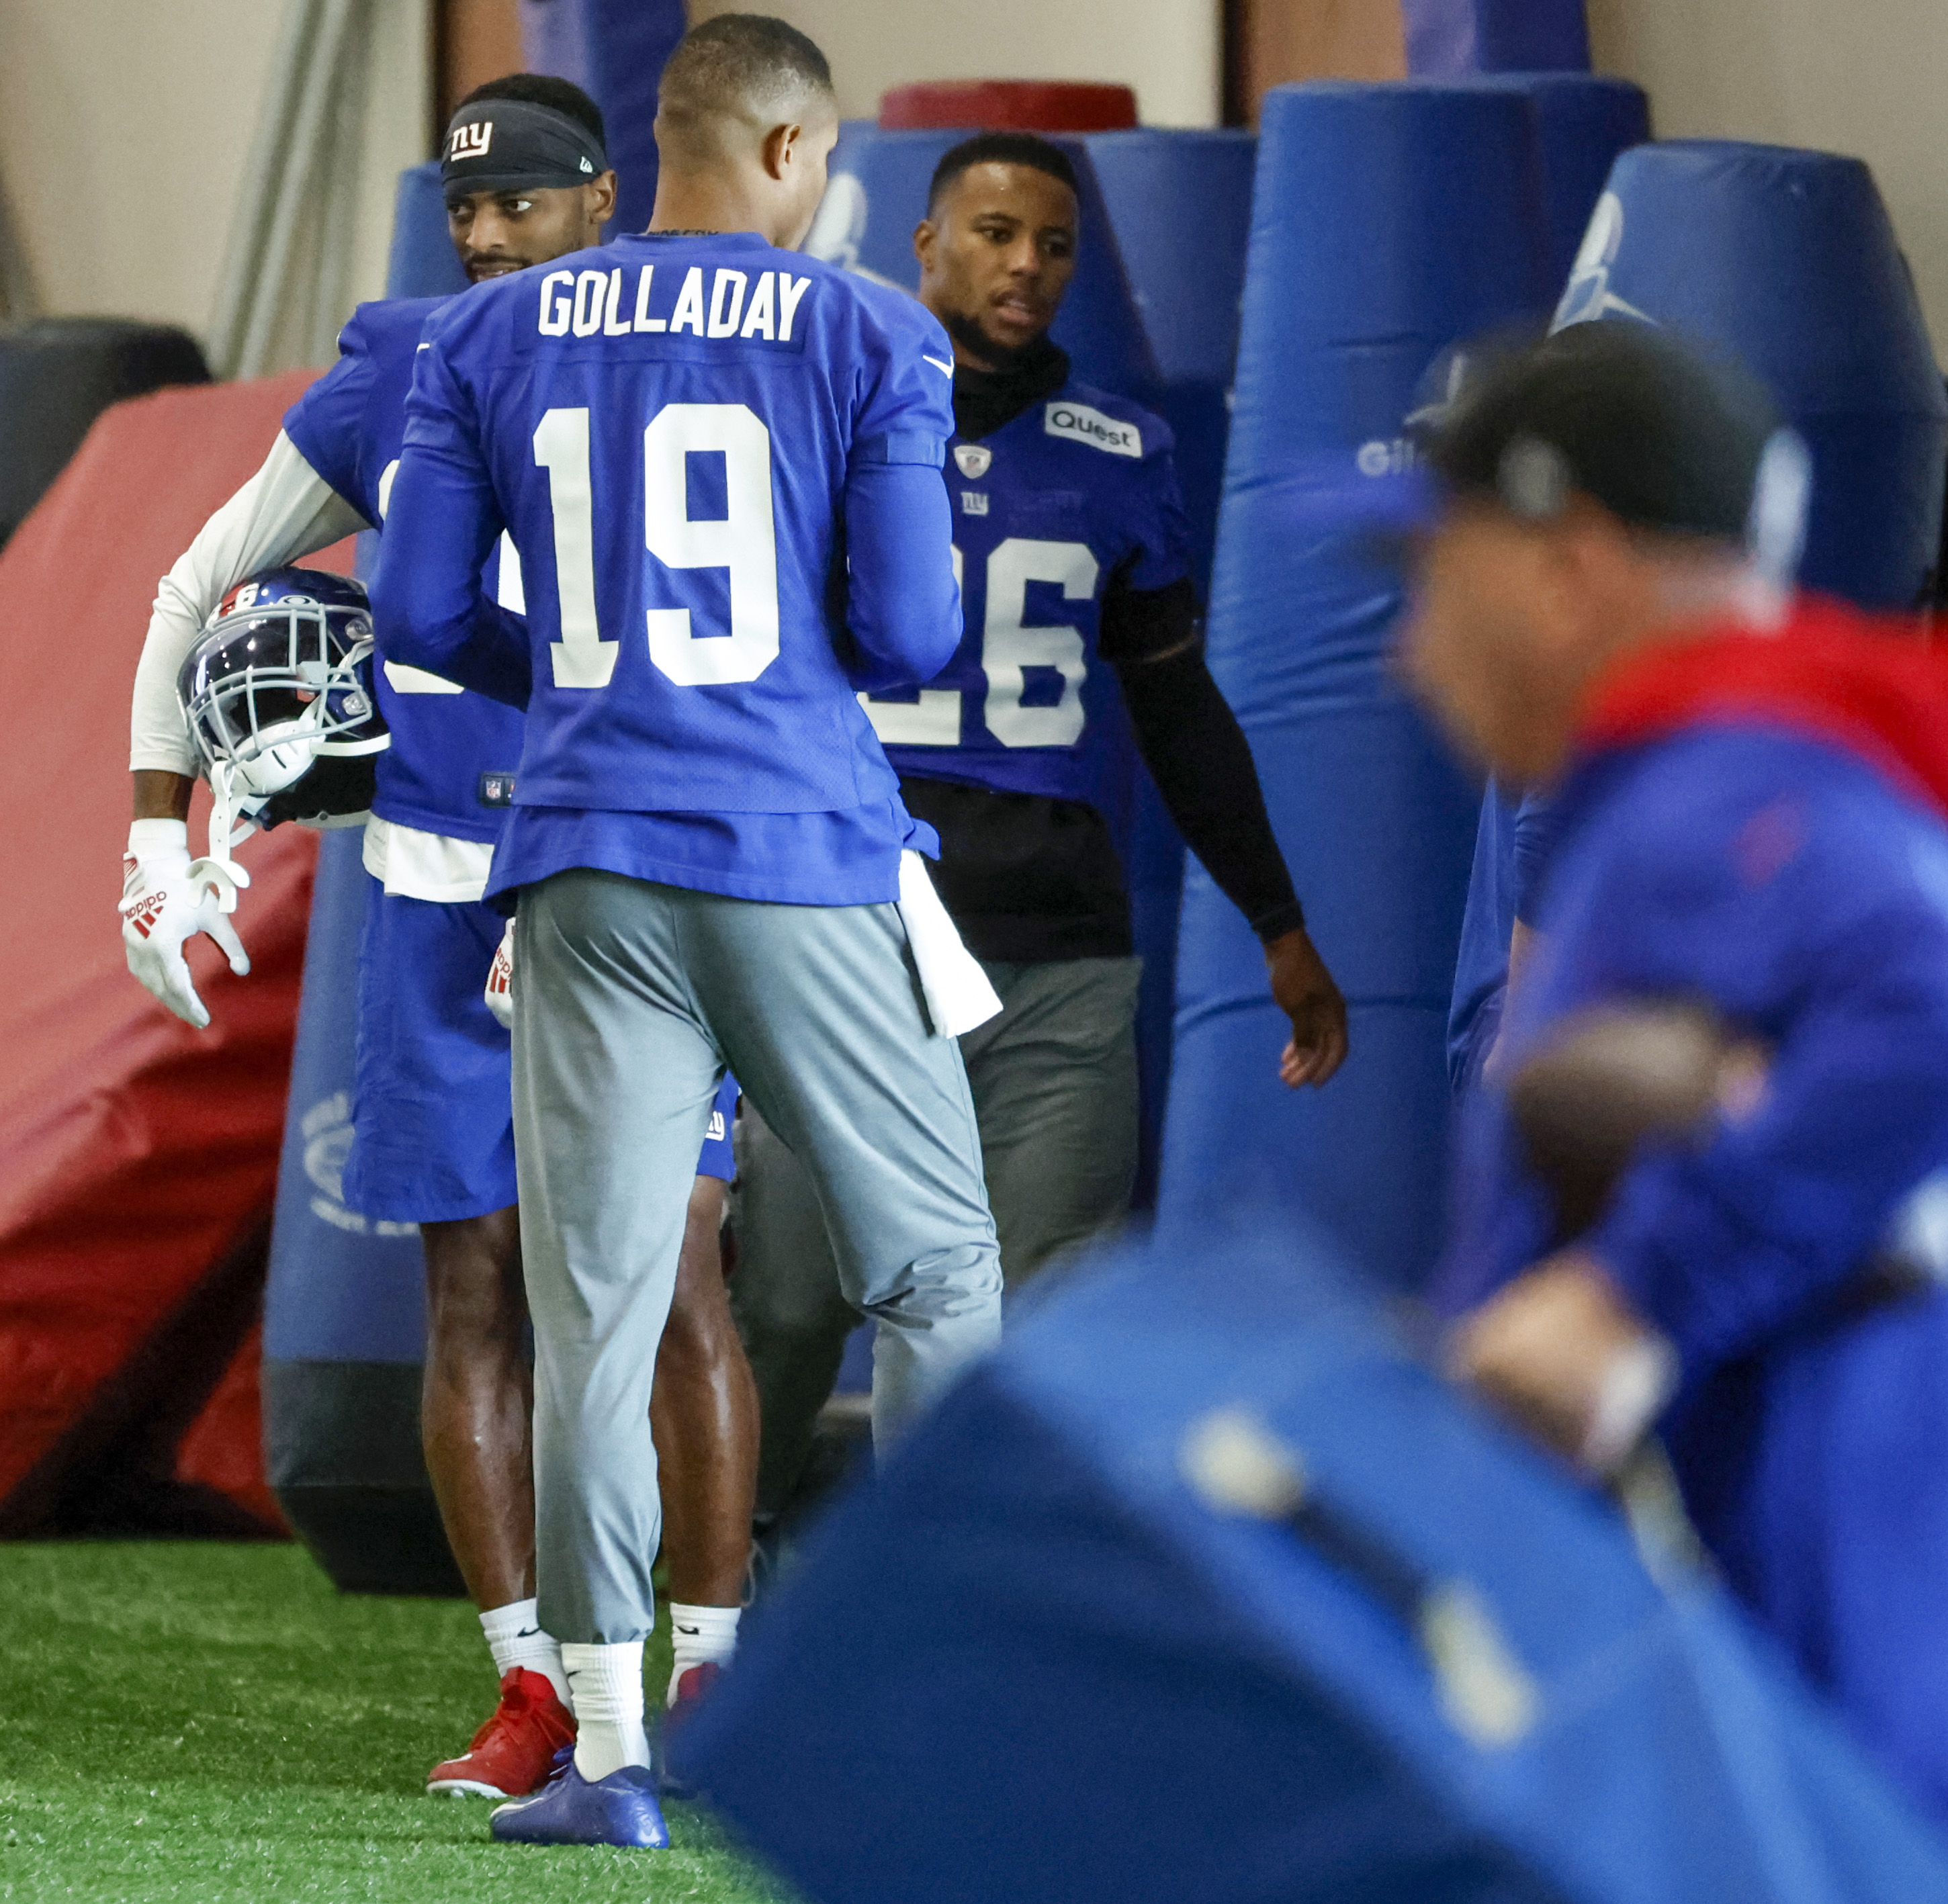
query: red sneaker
[{"left": 427, "top": 1667, "right": 576, "bottom": 1798}]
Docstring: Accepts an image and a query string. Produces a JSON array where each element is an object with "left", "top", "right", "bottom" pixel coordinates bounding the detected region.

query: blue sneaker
[{"left": 488, "top": 1756, "right": 670, "bottom": 1848}]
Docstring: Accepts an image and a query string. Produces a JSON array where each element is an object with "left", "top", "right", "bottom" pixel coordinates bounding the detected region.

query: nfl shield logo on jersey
[{"left": 954, "top": 444, "right": 993, "bottom": 480}]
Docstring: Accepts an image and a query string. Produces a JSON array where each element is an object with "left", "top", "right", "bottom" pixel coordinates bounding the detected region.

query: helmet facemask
[{"left": 177, "top": 572, "right": 390, "bottom": 880}]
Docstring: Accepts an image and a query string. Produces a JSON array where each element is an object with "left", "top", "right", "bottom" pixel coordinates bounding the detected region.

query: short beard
[{"left": 942, "top": 306, "right": 1048, "bottom": 372}]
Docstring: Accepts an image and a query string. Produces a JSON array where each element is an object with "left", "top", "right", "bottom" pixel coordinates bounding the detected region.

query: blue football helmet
[{"left": 177, "top": 565, "right": 390, "bottom": 839}]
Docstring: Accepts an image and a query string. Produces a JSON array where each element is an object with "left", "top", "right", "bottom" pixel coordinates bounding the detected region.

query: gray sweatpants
[
  {"left": 512, "top": 869, "right": 1002, "bottom": 1643},
  {"left": 731, "top": 954, "right": 1141, "bottom": 1518}
]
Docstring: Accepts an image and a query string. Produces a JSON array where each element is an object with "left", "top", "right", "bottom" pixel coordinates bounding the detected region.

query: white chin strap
[
  {"left": 1736, "top": 428, "right": 1813, "bottom": 629},
  {"left": 189, "top": 758, "right": 257, "bottom": 914}
]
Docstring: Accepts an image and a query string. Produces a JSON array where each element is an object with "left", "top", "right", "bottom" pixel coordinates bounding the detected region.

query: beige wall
[
  {"left": 691, "top": 0, "right": 1222, "bottom": 129},
  {"left": 0, "top": 0, "right": 431, "bottom": 362},
  {"left": 1590, "top": 0, "right": 1948, "bottom": 351}
]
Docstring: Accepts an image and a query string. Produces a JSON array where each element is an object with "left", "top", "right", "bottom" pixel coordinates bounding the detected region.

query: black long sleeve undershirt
[{"left": 1103, "top": 577, "right": 1305, "bottom": 944}]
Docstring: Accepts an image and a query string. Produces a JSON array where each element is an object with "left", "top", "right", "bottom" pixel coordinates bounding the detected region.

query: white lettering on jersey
[
  {"left": 669, "top": 267, "right": 707, "bottom": 336},
  {"left": 496, "top": 533, "right": 525, "bottom": 614},
  {"left": 633, "top": 265, "right": 664, "bottom": 332},
  {"left": 740, "top": 272, "right": 776, "bottom": 339},
  {"left": 961, "top": 490, "right": 989, "bottom": 515},
  {"left": 1044, "top": 400, "right": 1142, "bottom": 459},
  {"left": 539, "top": 270, "right": 573, "bottom": 335},
  {"left": 602, "top": 268, "right": 631, "bottom": 336},
  {"left": 707, "top": 269, "right": 748, "bottom": 336},
  {"left": 777, "top": 275, "right": 812, "bottom": 342},
  {"left": 571, "top": 269, "right": 607, "bottom": 337},
  {"left": 707, "top": 1109, "right": 727, "bottom": 1142}
]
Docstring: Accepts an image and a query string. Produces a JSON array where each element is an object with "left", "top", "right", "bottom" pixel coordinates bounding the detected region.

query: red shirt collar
[{"left": 1570, "top": 594, "right": 1948, "bottom": 820}]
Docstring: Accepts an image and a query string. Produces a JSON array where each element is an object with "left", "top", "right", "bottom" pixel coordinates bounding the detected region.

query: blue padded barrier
[
  {"left": 517, "top": 0, "right": 687, "bottom": 234},
  {"left": 1084, "top": 130, "right": 1255, "bottom": 592},
  {"left": 1458, "top": 76, "right": 1649, "bottom": 296},
  {"left": 382, "top": 163, "right": 469, "bottom": 303},
  {"left": 1405, "top": 0, "right": 1591, "bottom": 77},
  {"left": 1158, "top": 83, "right": 1550, "bottom": 1290},
  {"left": 1084, "top": 129, "right": 1258, "bottom": 1205},
  {"left": 1558, "top": 141, "right": 1948, "bottom": 609},
  {"left": 262, "top": 827, "right": 425, "bottom": 1373},
  {"left": 679, "top": 1223, "right": 1948, "bottom": 1904}
]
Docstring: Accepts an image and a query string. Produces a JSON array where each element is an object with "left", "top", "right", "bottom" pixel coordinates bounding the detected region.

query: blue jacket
[{"left": 1437, "top": 605, "right": 1948, "bottom": 1819}]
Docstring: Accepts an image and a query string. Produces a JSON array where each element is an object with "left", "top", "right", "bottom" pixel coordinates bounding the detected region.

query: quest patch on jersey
[{"left": 1044, "top": 400, "right": 1142, "bottom": 459}]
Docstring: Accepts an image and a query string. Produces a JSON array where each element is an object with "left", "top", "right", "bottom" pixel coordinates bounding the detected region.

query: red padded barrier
[
  {"left": 0, "top": 372, "right": 351, "bottom": 1530},
  {"left": 878, "top": 81, "right": 1139, "bottom": 132},
  {"left": 175, "top": 1322, "right": 282, "bottom": 1531}
]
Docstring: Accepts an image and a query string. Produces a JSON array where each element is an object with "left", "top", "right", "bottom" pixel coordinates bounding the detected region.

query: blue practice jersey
[
  {"left": 383, "top": 234, "right": 959, "bottom": 872},
  {"left": 283, "top": 298, "right": 526, "bottom": 845},
  {"left": 860, "top": 379, "right": 1191, "bottom": 822}
]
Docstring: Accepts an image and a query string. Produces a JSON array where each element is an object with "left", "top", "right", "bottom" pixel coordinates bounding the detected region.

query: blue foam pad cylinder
[
  {"left": 1084, "top": 129, "right": 1259, "bottom": 1202},
  {"left": 1558, "top": 141, "right": 1948, "bottom": 609},
  {"left": 1084, "top": 129, "right": 1255, "bottom": 596},
  {"left": 262, "top": 826, "right": 426, "bottom": 1370},
  {"left": 1405, "top": 0, "right": 1591, "bottom": 77},
  {"left": 679, "top": 1224, "right": 1948, "bottom": 1904},
  {"left": 1159, "top": 83, "right": 1550, "bottom": 1289},
  {"left": 1459, "top": 76, "right": 1649, "bottom": 295},
  {"left": 383, "top": 163, "right": 469, "bottom": 302},
  {"left": 518, "top": 0, "right": 686, "bottom": 233}
]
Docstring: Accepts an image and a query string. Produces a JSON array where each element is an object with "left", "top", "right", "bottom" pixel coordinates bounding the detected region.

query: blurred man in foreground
[{"left": 1399, "top": 322, "right": 1948, "bottom": 1818}]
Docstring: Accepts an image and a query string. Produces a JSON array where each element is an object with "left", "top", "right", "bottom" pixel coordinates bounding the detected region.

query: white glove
[
  {"left": 484, "top": 917, "right": 515, "bottom": 1031},
  {"left": 119, "top": 818, "right": 251, "bottom": 1030}
]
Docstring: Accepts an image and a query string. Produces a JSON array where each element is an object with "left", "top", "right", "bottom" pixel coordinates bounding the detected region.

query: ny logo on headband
[{"left": 448, "top": 120, "right": 493, "bottom": 161}]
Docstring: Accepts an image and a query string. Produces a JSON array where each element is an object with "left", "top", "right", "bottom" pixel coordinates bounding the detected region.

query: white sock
[
  {"left": 562, "top": 1641, "right": 650, "bottom": 1782},
  {"left": 479, "top": 1598, "right": 570, "bottom": 1707},
  {"left": 666, "top": 1602, "right": 742, "bottom": 1705}
]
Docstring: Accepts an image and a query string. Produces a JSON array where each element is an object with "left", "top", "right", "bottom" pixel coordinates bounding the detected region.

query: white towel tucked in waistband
[{"left": 897, "top": 849, "right": 1003, "bottom": 1038}]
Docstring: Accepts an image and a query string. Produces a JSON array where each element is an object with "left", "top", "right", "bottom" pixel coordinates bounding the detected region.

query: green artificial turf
[{"left": 1, "top": 1541, "right": 795, "bottom": 1903}]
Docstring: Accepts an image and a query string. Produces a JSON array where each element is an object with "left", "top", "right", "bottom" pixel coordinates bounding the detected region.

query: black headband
[{"left": 441, "top": 98, "right": 609, "bottom": 203}]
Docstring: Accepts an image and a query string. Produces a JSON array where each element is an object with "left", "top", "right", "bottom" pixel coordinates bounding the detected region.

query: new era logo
[{"left": 448, "top": 120, "right": 492, "bottom": 161}]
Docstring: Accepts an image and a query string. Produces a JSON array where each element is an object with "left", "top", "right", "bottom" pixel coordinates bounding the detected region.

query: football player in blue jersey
[
  {"left": 373, "top": 15, "right": 1004, "bottom": 1849},
  {"left": 122, "top": 74, "right": 757, "bottom": 1804},
  {"left": 729, "top": 132, "right": 1349, "bottom": 1529}
]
